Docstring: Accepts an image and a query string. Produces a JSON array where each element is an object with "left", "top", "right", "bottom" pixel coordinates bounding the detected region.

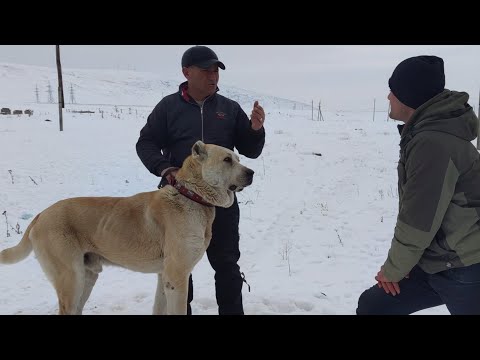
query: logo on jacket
[{"left": 216, "top": 111, "right": 226, "bottom": 120}]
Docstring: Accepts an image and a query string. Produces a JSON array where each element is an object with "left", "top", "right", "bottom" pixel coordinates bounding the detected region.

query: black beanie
[{"left": 388, "top": 55, "right": 445, "bottom": 109}]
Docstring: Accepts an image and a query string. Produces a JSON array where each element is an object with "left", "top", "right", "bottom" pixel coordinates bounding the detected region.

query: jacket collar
[{"left": 178, "top": 81, "right": 219, "bottom": 104}]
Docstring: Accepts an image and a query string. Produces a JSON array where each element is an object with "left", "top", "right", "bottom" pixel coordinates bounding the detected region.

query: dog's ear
[{"left": 192, "top": 140, "right": 207, "bottom": 161}]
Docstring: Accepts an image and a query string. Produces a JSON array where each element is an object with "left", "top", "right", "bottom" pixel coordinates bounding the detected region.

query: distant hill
[{"left": 0, "top": 63, "right": 310, "bottom": 111}]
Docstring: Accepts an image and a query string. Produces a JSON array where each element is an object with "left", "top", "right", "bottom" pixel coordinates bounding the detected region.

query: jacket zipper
[
  {"left": 198, "top": 94, "right": 213, "bottom": 143},
  {"left": 200, "top": 103, "right": 204, "bottom": 142},
  {"left": 184, "top": 91, "right": 213, "bottom": 143}
]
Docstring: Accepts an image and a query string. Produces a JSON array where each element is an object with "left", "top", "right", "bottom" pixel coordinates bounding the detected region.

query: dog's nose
[{"left": 246, "top": 169, "right": 254, "bottom": 182}]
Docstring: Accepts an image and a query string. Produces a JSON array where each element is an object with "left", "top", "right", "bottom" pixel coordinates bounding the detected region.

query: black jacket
[{"left": 136, "top": 82, "right": 266, "bottom": 176}]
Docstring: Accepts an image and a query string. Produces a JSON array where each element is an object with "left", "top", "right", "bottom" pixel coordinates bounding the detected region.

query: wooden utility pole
[
  {"left": 56, "top": 45, "right": 65, "bottom": 131},
  {"left": 373, "top": 98, "right": 376, "bottom": 122},
  {"left": 311, "top": 100, "right": 314, "bottom": 121}
]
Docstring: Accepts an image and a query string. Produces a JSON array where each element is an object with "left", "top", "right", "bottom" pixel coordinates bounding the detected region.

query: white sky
[
  {"left": 0, "top": 45, "right": 479, "bottom": 111},
  {"left": 0, "top": 64, "right": 452, "bottom": 314}
]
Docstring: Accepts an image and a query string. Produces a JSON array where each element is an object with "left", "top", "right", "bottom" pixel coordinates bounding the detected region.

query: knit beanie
[{"left": 388, "top": 55, "right": 445, "bottom": 109}]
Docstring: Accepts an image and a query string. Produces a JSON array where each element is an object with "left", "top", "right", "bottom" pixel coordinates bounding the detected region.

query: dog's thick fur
[{"left": 0, "top": 141, "right": 254, "bottom": 315}]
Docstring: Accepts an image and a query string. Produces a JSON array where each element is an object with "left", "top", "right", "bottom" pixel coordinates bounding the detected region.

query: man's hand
[
  {"left": 166, "top": 169, "right": 178, "bottom": 185},
  {"left": 161, "top": 168, "right": 178, "bottom": 185},
  {"left": 375, "top": 267, "right": 401, "bottom": 296},
  {"left": 250, "top": 100, "right": 265, "bottom": 131}
]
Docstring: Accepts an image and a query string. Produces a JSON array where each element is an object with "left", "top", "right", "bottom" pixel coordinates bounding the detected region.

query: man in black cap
[
  {"left": 357, "top": 55, "right": 480, "bottom": 315},
  {"left": 136, "top": 45, "right": 266, "bottom": 315}
]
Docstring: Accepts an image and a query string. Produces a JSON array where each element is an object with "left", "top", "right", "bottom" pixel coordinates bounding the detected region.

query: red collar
[
  {"left": 181, "top": 85, "right": 191, "bottom": 102},
  {"left": 180, "top": 83, "right": 218, "bottom": 103},
  {"left": 171, "top": 179, "right": 214, "bottom": 207}
]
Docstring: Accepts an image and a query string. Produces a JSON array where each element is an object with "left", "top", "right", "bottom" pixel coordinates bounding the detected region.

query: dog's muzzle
[
  {"left": 245, "top": 169, "right": 254, "bottom": 185},
  {"left": 229, "top": 169, "right": 254, "bottom": 192}
]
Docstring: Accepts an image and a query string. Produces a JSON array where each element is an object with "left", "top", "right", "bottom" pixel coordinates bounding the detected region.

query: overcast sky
[{"left": 0, "top": 45, "right": 479, "bottom": 111}]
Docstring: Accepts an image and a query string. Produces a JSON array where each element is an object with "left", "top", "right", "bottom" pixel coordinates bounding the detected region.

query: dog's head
[{"left": 191, "top": 141, "right": 254, "bottom": 207}]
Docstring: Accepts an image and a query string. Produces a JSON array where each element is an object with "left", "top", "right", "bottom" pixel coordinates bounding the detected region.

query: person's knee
[
  {"left": 356, "top": 290, "right": 369, "bottom": 315},
  {"left": 356, "top": 287, "right": 382, "bottom": 315},
  {"left": 207, "top": 244, "right": 240, "bottom": 268},
  {"left": 210, "top": 260, "right": 241, "bottom": 277},
  {"left": 208, "top": 251, "right": 240, "bottom": 270}
]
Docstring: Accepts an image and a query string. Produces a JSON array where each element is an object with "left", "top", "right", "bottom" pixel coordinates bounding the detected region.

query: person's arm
[
  {"left": 136, "top": 101, "right": 172, "bottom": 176},
  {"left": 234, "top": 102, "right": 265, "bottom": 159},
  {"left": 382, "top": 136, "right": 459, "bottom": 282}
]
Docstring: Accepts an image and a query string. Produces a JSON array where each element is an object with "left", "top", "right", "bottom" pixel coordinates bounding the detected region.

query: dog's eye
[{"left": 224, "top": 157, "right": 232, "bottom": 163}]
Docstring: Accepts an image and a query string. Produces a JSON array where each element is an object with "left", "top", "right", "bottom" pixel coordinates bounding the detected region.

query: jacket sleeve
[
  {"left": 233, "top": 104, "right": 265, "bottom": 159},
  {"left": 382, "top": 136, "right": 459, "bottom": 282},
  {"left": 135, "top": 100, "right": 171, "bottom": 176}
]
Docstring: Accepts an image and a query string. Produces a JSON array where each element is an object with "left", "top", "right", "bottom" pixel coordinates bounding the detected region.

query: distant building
[{"left": 1, "top": 107, "right": 11, "bottom": 115}]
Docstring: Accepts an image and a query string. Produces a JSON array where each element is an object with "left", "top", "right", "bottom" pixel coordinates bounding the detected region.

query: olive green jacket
[{"left": 383, "top": 90, "right": 480, "bottom": 282}]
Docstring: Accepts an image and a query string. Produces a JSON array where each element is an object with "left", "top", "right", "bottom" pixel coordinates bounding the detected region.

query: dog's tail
[{"left": 0, "top": 214, "right": 39, "bottom": 265}]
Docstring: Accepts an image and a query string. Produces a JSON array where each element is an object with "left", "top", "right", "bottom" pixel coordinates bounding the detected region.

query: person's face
[
  {"left": 182, "top": 64, "right": 219, "bottom": 98},
  {"left": 388, "top": 91, "right": 413, "bottom": 123}
]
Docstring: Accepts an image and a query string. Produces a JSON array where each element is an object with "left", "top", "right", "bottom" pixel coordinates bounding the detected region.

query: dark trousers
[
  {"left": 186, "top": 197, "right": 244, "bottom": 315},
  {"left": 356, "top": 263, "right": 480, "bottom": 315}
]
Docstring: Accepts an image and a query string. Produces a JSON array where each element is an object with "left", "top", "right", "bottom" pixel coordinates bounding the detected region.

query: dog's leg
[
  {"left": 33, "top": 237, "right": 85, "bottom": 315},
  {"left": 76, "top": 268, "right": 99, "bottom": 315},
  {"left": 76, "top": 253, "right": 103, "bottom": 314},
  {"left": 52, "top": 266, "right": 85, "bottom": 315},
  {"left": 163, "top": 262, "right": 189, "bottom": 315},
  {"left": 152, "top": 273, "right": 167, "bottom": 315},
  {"left": 164, "top": 274, "right": 189, "bottom": 315}
]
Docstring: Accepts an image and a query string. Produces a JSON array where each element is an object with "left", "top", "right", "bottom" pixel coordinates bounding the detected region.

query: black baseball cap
[{"left": 181, "top": 46, "right": 226, "bottom": 70}]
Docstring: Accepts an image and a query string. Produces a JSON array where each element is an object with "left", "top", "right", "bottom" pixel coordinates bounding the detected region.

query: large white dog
[{"left": 0, "top": 141, "right": 254, "bottom": 315}]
